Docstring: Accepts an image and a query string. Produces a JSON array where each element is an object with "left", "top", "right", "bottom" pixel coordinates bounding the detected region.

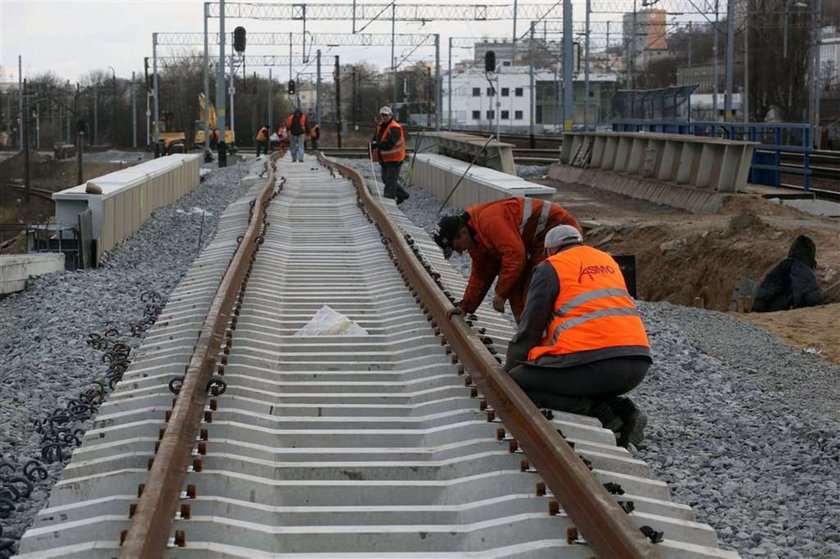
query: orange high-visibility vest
[
  {"left": 256, "top": 127, "right": 268, "bottom": 142},
  {"left": 285, "top": 114, "right": 307, "bottom": 134},
  {"left": 527, "top": 245, "right": 649, "bottom": 361},
  {"left": 377, "top": 119, "right": 406, "bottom": 163},
  {"left": 310, "top": 124, "right": 320, "bottom": 139}
]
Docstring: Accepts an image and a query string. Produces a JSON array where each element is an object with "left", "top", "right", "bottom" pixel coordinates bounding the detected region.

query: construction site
[{"left": 1, "top": 1, "right": 839, "bottom": 558}]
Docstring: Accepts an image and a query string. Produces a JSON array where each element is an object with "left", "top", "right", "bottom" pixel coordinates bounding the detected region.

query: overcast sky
[{"left": 2, "top": 0, "right": 584, "bottom": 84}]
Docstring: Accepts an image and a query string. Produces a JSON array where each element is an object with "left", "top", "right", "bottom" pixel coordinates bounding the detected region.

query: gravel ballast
[
  {"left": 334, "top": 156, "right": 840, "bottom": 558},
  {"left": 0, "top": 159, "right": 252, "bottom": 552}
]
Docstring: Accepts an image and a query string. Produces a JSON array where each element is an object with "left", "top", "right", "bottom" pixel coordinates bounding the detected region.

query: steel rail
[
  {"left": 118, "top": 153, "right": 280, "bottom": 558},
  {"left": 319, "top": 152, "right": 659, "bottom": 559}
]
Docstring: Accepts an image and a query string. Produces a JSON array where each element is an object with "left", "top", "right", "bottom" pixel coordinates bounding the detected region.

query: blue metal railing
[{"left": 612, "top": 120, "right": 812, "bottom": 191}]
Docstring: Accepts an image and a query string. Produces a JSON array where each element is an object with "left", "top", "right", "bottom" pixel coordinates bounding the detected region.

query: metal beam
[
  {"left": 156, "top": 31, "right": 434, "bottom": 47},
  {"left": 208, "top": 2, "right": 563, "bottom": 21},
  {"left": 155, "top": 55, "right": 306, "bottom": 67}
]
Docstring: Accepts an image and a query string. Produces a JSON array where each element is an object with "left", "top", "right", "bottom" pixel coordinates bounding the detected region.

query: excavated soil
[{"left": 537, "top": 175, "right": 840, "bottom": 369}]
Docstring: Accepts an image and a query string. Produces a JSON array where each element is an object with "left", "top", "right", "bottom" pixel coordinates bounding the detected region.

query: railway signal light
[
  {"left": 288, "top": 80, "right": 296, "bottom": 95},
  {"left": 484, "top": 50, "right": 496, "bottom": 73},
  {"left": 233, "top": 26, "right": 247, "bottom": 53}
]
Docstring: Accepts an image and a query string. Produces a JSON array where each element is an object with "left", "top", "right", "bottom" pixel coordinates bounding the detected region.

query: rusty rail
[
  {"left": 118, "top": 154, "right": 279, "bottom": 558},
  {"left": 319, "top": 153, "right": 659, "bottom": 559}
]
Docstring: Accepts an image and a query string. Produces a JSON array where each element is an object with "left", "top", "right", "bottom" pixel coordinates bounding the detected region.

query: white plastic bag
[
  {"left": 293, "top": 305, "right": 368, "bottom": 336},
  {"left": 269, "top": 132, "right": 280, "bottom": 142}
]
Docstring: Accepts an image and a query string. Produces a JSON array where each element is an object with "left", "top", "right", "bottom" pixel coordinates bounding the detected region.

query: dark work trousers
[
  {"left": 255, "top": 141, "right": 268, "bottom": 156},
  {"left": 380, "top": 163, "right": 409, "bottom": 201},
  {"left": 507, "top": 357, "right": 649, "bottom": 421}
]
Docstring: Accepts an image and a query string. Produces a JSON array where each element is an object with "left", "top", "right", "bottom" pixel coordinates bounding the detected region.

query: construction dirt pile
[{"left": 577, "top": 195, "right": 840, "bottom": 313}]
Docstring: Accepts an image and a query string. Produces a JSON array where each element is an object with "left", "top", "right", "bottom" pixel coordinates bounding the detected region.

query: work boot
[
  {"left": 613, "top": 397, "right": 647, "bottom": 448},
  {"left": 588, "top": 401, "right": 622, "bottom": 435}
]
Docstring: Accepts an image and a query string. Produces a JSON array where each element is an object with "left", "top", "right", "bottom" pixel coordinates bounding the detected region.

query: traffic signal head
[
  {"left": 484, "top": 50, "right": 496, "bottom": 73},
  {"left": 233, "top": 26, "right": 247, "bottom": 53},
  {"left": 288, "top": 80, "right": 296, "bottom": 95}
]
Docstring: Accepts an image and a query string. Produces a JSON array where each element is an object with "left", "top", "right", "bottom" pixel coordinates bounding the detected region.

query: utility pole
[
  {"left": 76, "top": 86, "right": 84, "bottom": 185},
  {"left": 688, "top": 22, "right": 693, "bottom": 66},
  {"left": 229, "top": 53, "right": 236, "bottom": 148},
  {"left": 529, "top": 22, "right": 535, "bottom": 148},
  {"left": 94, "top": 87, "right": 99, "bottom": 146},
  {"left": 435, "top": 34, "right": 441, "bottom": 130},
  {"left": 18, "top": 55, "right": 23, "bottom": 150},
  {"left": 110, "top": 66, "right": 116, "bottom": 145},
  {"left": 316, "top": 50, "right": 321, "bottom": 124},
  {"left": 724, "top": 0, "right": 735, "bottom": 121},
  {"left": 584, "top": 0, "right": 591, "bottom": 129},
  {"left": 713, "top": 0, "right": 719, "bottom": 120},
  {"left": 268, "top": 68, "right": 274, "bottom": 128},
  {"left": 448, "top": 37, "right": 453, "bottom": 129},
  {"left": 152, "top": 32, "right": 159, "bottom": 145},
  {"left": 743, "top": 19, "right": 749, "bottom": 123},
  {"left": 563, "top": 0, "right": 574, "bottom": 131},
  {"left": 628, "top": 0, "right": 638, "bottom": 88},
  {"left": 335, "top": 55, "right": 342, "bottom": 148},
  {"left": 203, "top": 1, "right": 211, "bottom": 156},
  {"left": 352, "top": 66, "right": 358, "bottom": 126},
  {"left": 23, "top": 79, "right": 30, "bottom": 204},
  {"left": 391, "top": 3, "right": 397, "bottom": 104},
  {"left": 216, "top": 0, "right": 227, "bottom": 165},
  {"left": 144, "top": 57, "right": 151, "bottom": 145},
  {"left": 812, "top": 0, "right": 823, "bottom": 147},
  {"left": 131, "top": 71, "right": 137, "bottom": 147}
]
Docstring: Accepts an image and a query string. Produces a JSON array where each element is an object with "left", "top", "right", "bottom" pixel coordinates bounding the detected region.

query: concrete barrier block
[{"left": 0, "top": 253, "right": 65, "bottom": 294}]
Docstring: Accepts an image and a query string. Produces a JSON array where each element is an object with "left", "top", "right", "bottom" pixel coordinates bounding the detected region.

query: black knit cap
[{"left": 433, "top": 214, "right": 467, "bottom": 259}]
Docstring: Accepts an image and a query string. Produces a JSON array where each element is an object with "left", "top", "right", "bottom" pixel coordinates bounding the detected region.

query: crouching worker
[
  {"left": 752, "top": 235, "right": 824, "bottom": 312},
  {"left": 434, "top": 197, "right": 580, "bottom": 322},
  {"left": 503, "top": 225, "right": 651, "bottom": 448}
]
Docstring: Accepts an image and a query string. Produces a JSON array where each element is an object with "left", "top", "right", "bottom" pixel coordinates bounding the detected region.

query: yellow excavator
[{"left": 194, "top": 93, "right": 234, "bottom": 145}]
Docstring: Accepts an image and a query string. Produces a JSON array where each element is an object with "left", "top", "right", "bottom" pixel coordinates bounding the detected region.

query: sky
[{"left": 0, "top": 0, "right": 541, "bottom": 85}]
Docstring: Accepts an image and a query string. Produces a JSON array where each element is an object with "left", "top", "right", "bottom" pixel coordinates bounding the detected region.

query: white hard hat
[
  {"left": 379, "top": 106, "right": 393, "bottom": 115},
  {"left": 544, "top": 225, "right": 583, "bottom": 249}
]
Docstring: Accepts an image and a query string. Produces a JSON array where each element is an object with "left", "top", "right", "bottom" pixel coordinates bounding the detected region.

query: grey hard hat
[
  {"left": 379, "top": 106, "right": 393, "bottom": 115},
  {"left": 544, "top": 225, "right": 583, "bottom": 248}
]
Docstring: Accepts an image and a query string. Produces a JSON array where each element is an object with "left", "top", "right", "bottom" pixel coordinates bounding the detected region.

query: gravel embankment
[
  {"left": 0, "top": 159, "right": 252, "bottom": 552},
  {"left": 335, "top": 157, "right": 840, "bottom": 559}
]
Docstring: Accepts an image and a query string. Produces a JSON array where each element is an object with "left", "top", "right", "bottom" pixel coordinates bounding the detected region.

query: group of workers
[
  {"left": 266, "top": 102, "right": 827, "bottom": 449},
  {"left": 254, "top": 109, "right": 321, "bottom": 161},
  {"left": 435, "top": 199, "right": 650, "bottom": 448},
  {"left": 431, "top": 192, "right": 828, "bottom": 448}
]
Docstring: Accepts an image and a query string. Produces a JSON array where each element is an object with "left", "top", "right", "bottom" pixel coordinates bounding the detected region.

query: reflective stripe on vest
[
  {"left": 518, "top": 198, "right": 552, "bottom": 236},
  {"left": 527, "top": 245, "right": 649, "bottom": 361},
  {"left": 379, "top": 120, "right": 406, "bottom": 162}
]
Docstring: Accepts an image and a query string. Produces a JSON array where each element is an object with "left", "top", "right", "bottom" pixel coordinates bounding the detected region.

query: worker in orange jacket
[
  {"left": 309, "top": 122, "right": 320, "bottom": 151},
  {"left": 503, "top": 225, "right": 651, "bottom": 447},
  {"left": 434, "top": 197, "right": 581, "bottom": 322},
  {"left": 255, "top": 124, "right": 269, "bottom": 157},
  {"left": 285, "top": 109, "right": 309, "bottom": 162}
]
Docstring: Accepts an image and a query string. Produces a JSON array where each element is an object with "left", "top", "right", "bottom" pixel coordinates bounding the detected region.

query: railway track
[{"left": 16, "top": 153, "right": 738, "bottom": 558}]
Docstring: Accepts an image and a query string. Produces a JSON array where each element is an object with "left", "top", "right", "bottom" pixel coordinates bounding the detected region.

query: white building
[{"left": 442, "top": 66, "right": 618, "bottom": 132}]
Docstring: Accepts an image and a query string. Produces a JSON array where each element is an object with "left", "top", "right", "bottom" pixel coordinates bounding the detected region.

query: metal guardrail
[{"left": 320, "top": 152, "right": 659, "bottom": 559}]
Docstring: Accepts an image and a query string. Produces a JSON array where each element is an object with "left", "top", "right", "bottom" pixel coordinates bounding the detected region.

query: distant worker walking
[
  {"left": 752, "top": 235, "right": 825, "bottom": 312},
  {"left": 434, "top": 197, "right": 581, "bottom": 322},
  {"left": 310, "top": 122, "right": 321, "bottom": 151},
  {"left": 255, "top": 124, "right": 269, "bottom": 157},
  {"left": 504, "top": 225, "right": 651, "bottom": 448},
  {"left": 285, "top": 109, "right": 309, "bottom": 162},
  {"left": 370, "top": 106, "right": 409, "bottom": 204}
]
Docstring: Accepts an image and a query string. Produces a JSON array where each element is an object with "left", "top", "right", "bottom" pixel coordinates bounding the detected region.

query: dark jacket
[
  {"left": 504, "top": 244, "right": 651, "bottom": 371},
  {"left": 752, "top": 235, "right": 823, "bottom": 312},
  {"left": 372, "top": 119, "right": 404, "bottom": 167}
]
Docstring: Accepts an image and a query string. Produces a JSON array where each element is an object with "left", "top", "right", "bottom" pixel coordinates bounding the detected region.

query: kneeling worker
[
  {"left": 434, "top": 197, "right": 580, "bottom": 322},
  {"left": 504, "top": 225, "right": 651, "bottom": 447}
]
